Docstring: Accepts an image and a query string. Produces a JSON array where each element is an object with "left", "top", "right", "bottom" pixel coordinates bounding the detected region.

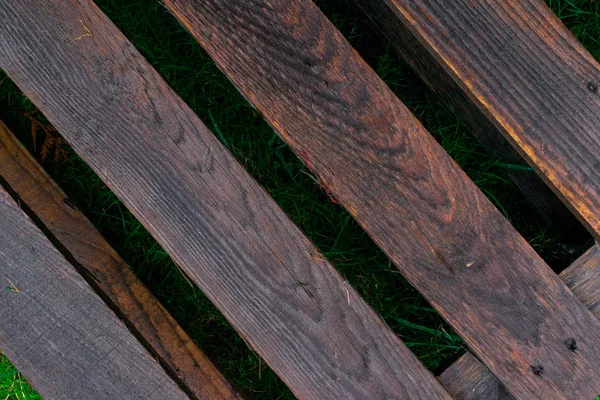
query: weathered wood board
[
  {"left": 440, "top": 244, "right": 600, "bottom": 399},
  {"left": 351, "top": 0, "right": 581, "bottom": 234},
  {"left": 0, "top": 1, "right": 450, "bottom": 399},
  {"left": 351, "top": 0, "right": 600, "bottom": 241},
  {"left": 0, "top": 186, "right": 189, "bottom": 400},
  {"left": 562, "top": 245, "right": 600, "bottom": 318},
  {"left": 440, "top": 353, "right": 513, "bottom": 400},
  {"left": 162, "top": 0, "right": 600, "bottom": 397},
  {"left": 0, "top": 121, "right": 241, "bottom": 400}
]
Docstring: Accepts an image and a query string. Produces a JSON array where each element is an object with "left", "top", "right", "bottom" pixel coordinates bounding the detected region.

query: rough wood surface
[
  {"left": 351, "top": 0, "right": 580, "bottom": 234},
  {"left": 439, "top": 354, "right": 513, "bottom": 400},
  {"left": 0, "top": 1, "right": 450, "bottom": 399},
  {"left": 440, "top": 244, "right": 600, "bottom": 399},
  {"left": 0, "top": 187, "right": 189, "bottom": 400},
  {"left": 162, "top": 1, "right": 600, "bottom": 398},
  {"left": 0, "top": 121, "right": 240, "bottom": 400},
  {"left": 562, "top": 245, "right": 600, "bottom": 318},
  {"left": 351, "top": 0, "right": 600, "bottom": 240}
]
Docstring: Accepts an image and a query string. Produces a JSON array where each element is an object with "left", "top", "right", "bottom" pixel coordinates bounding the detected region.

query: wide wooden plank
[
  {"left": 0, "top": 2, "right": 450, "bottom": 399},
  {"left": 0, "top": 187, "right": 188, "bottom": 400},
  {"left": 0, "top": 121, "right": 240, "bottom": 400},
  {"left": 162, "top": 1, "right": 600, "bottom": 398},
  {"left": 350, "top": 0, "right": 600, "bottom": 240},
  {"left": 440, "top": 244, "right": 600, "bottom": 399},
  {"left": 351, "top": 0, "right": 580, "bottom": 234}
]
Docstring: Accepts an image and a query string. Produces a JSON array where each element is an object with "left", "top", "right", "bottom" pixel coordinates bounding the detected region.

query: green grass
[
  {"left": 0, "top": 0, "right": 598, "bottom": 398},
  {"left": 0, "top": 355, "right": 42, "bottom": 400}
]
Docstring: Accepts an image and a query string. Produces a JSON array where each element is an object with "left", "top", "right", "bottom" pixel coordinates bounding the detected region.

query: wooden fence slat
[
  {"left": 440, "top": 244, "right": 600, "bottom": 399},
  {"left": 0, "top": 2, "right": 450, "bottom": 399},
  {"left": 561, "top": 245, "right": 600, "bottom": 318},
  {"left": 0, "top": 186, "right": 189, "bottom": 400},
  {"left": 161, "top": 1, "right": 600, "bottom": 398},
  {"left": 350, "top": 0, "right": 579, "bottom": 234},
  {"left": 0, "top": 121, "right": 241, "bottom": 400},
  {"left": 350, "top": 0, "right": 600, "bottom": 240},
  {"left": 439, "top": 354, "right": 513, "bottom": 400}
]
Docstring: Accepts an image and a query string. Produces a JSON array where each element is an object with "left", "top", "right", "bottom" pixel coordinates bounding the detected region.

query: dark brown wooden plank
[
  {"left": 350, "top": 0, "right": 580, "bottom": 234},
  {"left": 440, "top": 244, "right": 600, "bottom": 399},
  {"left": 439, "top": 354, "right": 513, "bottom": 400},
  {"left": 562, "top": 245, "right": 600, "bottom": 318},
  {"left": 0, "top": 121, "right": 241, "bottom": 400},
  {"left": 161, "top": 1, "right": 600, "bottom": 398},
  {"left": 0, "top": 2, "right": 450, "bottom": 399},
  {"left": 0, "top": 186, "right": 189, "bottom": 400},
  {"left": 350, "top": 0, "right": 600, "bottom": 240}
]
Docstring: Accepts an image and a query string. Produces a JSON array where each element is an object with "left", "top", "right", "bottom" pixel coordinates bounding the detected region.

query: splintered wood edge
[
  {"left": 439, "top": 244, "right": 600, "bottom": 399},
  {"left": 0, "top": 121, "right": 242, "bottom": 400}
]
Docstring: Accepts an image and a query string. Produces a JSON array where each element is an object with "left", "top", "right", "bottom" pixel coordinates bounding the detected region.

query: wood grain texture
[
  {"left": 561, "top": 245, "right": 600, "bottom": 318},
  {"left": 351, "top": 0, "right": 600, "bottom": 240},
  {"left": 440, "top": 244, "right": 600, "bottom": 399},
  {"left": 0, "top": 121, "right": 240, "bottom": 400},
  {"left": 162, "top": 1, "right": 600, "bottom": 398},
  {"left": 350, "top": 0, "right": 580, "bottom": 234},
  {"left": 0, "top": 187, "right": 189, "bottom": 400},
  {"left": 439, "top": 354, "right": 513, "bottom": 400},
  {"left": 0, "top": 2, "right": 450, "bottom": 399}
]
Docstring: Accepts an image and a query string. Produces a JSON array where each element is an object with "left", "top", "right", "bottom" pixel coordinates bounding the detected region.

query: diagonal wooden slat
[
  {"left": 0, "top": 121, "right": 241, "bottom": 400},
  {"left": 161, "top": 0, "right": 600, "bottom": 397},
  {"left": 0, "top": 186, "right": 189, "bottom": 400},
  {"left": 561, "top": 245, "right": 600, "bottom": 318},
  {"left": 439, "top": 244, "right": 600, "bottom": 399},
  {"left": 0, "top": 1, "right": 450, "bottom": 399},
  {"left": 440, "top": 353, "right": 513, "bottom": 400},
  {"left": 350, "top": 0, "right": 580, "bottom": 234},
  {"left": 350, "top": 0, "right": 600, "bottom": 241}
]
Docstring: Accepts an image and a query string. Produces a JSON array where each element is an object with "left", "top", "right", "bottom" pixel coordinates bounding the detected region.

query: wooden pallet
[{"left": 0, "top": 0, "right": 599, "bottom": 399}]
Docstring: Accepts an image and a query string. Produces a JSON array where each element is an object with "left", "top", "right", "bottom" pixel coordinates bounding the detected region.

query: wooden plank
[
  {"left": 350, "top": 0, "right": 580, "bottom": 234},
  {"left": 440, "top": 244, "right": 600, "bottom": 399},
  {"left": 349, "top": 0, "right": 600, "bottom": 240},
  {"left": 562, "top": 245, "right": 600, "bottom": 318},
  {"left": 439, "top": 354, "right": 513, "bottom": 400},
  {"left": 0, "top": 2, "right": 450, "bottom": 399},
  {"left": 0, "top": 121, "right": 241, "bottom": 400},
  {"left": 161, "top": 1, "right": 600, "bottom": 398},
  {"left": 0, "top": 186, "right": 189, "bottom": 400}
]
